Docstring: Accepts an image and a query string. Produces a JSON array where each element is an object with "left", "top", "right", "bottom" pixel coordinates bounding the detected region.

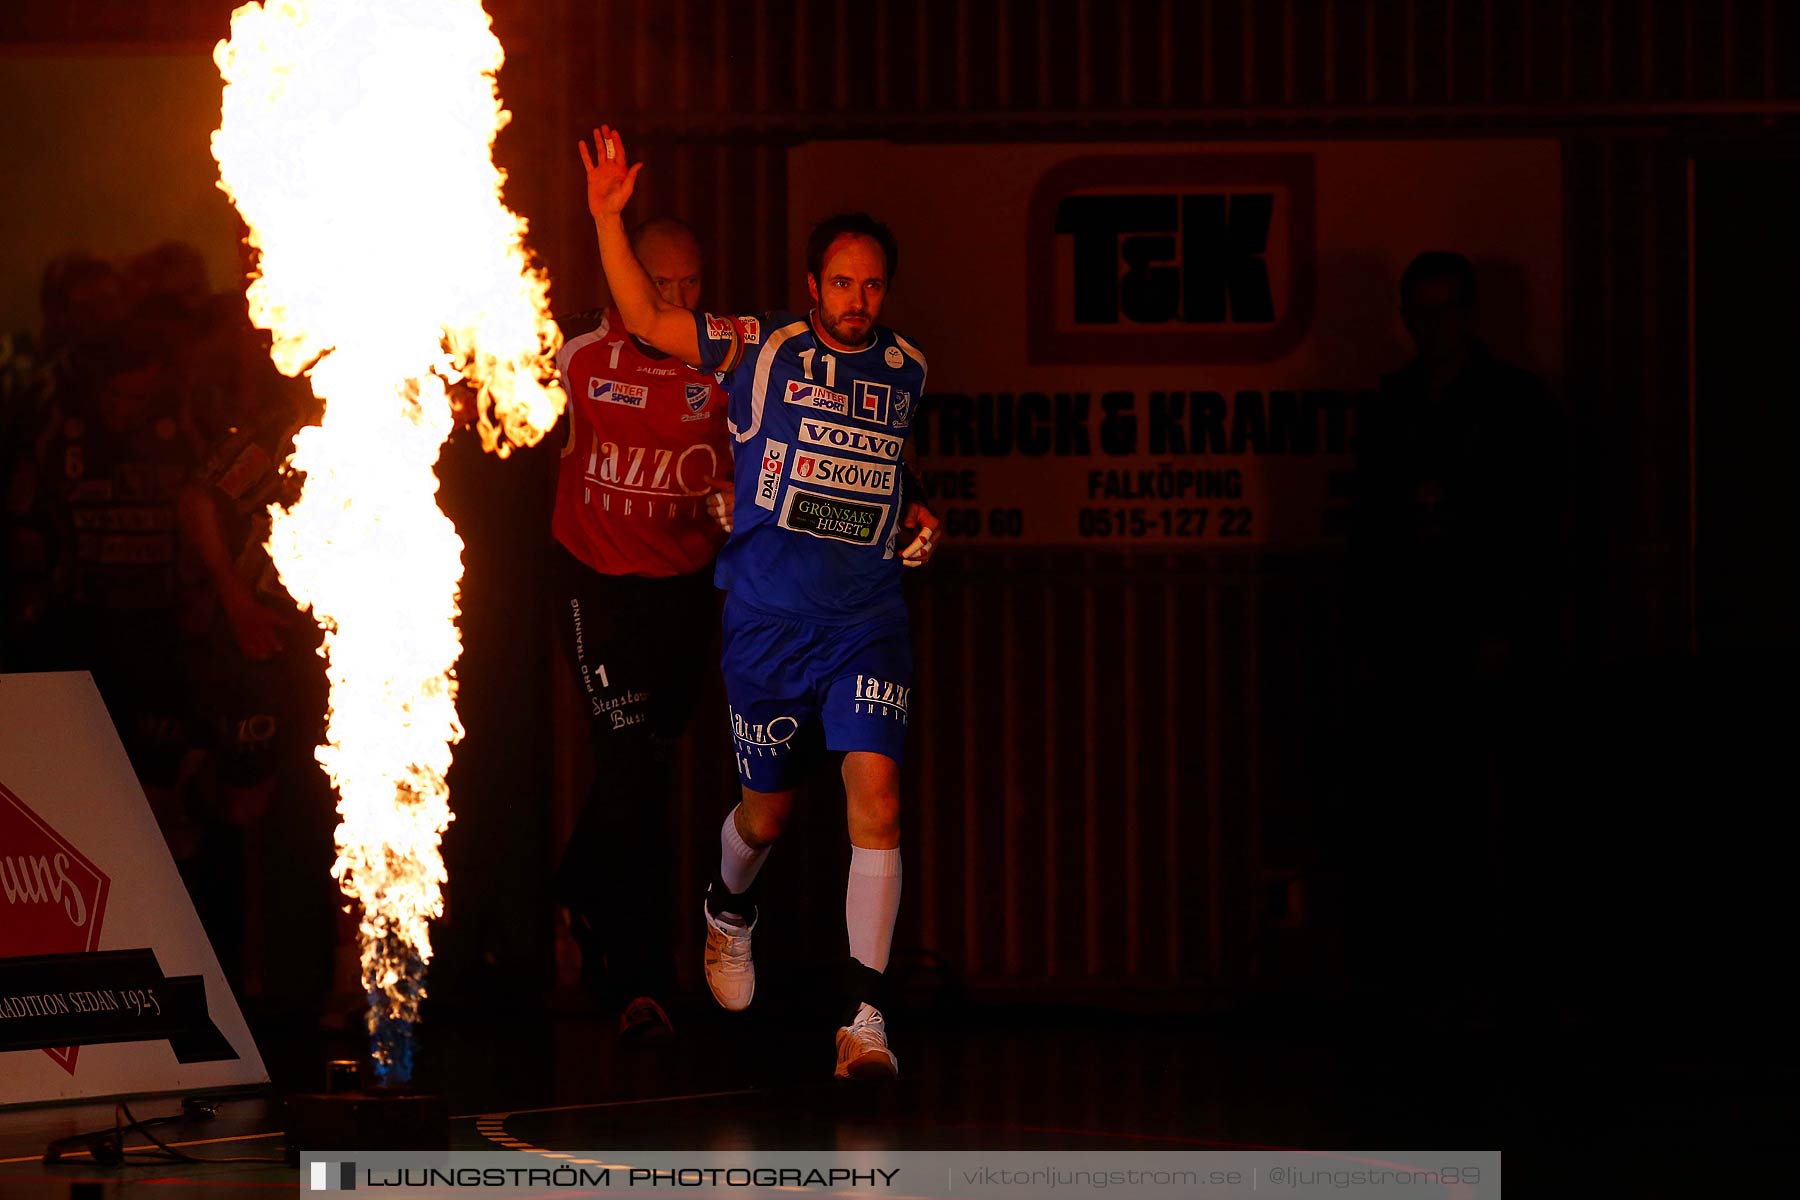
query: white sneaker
[
  {"left": 834, "top": 1002, "right": 899, "bottom": 1079},
  {"left": 702, "top": 904, "right": 755, "bottom": 1011}
]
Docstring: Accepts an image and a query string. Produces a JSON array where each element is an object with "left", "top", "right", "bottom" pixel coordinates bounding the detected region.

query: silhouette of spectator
[
  {"left": 1356, "top": 251, "right": 1560, "bottom": 656},
  {"left": 2, "top": 326, "right": 60, "bottom": 669},
  {"left": 177, "top": 364, "right": 324, "bottom": 996},
  {"left": 5, "top": 247, "right": 338, "bottom": 1004},
  {"left": 125, "top": 241, "right": 211, "bottom": 317},
  {"left": 4, "top": 256, "right": 131, "bottom": 668},
  {"left": 37, "top": 320, "right": 197, "bottom": 822},
  {"left": 39, "top": 253, "right": 127, "bottom": 367},
  {"left": 1346, "top": 251, "right": 1563, "bottom": 1016}
]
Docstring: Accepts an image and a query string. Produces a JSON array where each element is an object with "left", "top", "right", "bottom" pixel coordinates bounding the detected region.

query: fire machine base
[{"left": 284, "top": 1087, "right": 449, "bottom": 1163}]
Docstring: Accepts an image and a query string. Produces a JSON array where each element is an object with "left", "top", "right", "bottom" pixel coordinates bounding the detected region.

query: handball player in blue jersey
[{"left": 580, "top": 126, "right": 939, "bottom": 1079}]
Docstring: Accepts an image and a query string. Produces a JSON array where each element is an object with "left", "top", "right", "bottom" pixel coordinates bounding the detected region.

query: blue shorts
[{"left": 720, "top": 596, "right": 913, "bottom": 792}]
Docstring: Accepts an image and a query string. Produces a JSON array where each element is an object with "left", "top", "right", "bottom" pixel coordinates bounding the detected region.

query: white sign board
[{"left": 0, "top": 671, "right": 267, "bottom": 1105}]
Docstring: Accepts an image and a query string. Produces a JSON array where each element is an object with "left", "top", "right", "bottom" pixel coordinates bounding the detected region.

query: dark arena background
[{"left": 1, "top": 2, "right": 1795, "bottom": 1196}]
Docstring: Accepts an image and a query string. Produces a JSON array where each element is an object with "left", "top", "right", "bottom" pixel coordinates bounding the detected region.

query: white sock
[
  {"left": 719, "top": 806, "right": 769, "bottom": 897},
  {"left": 845, "top": 844, "right": 902, "bottom": 972}
]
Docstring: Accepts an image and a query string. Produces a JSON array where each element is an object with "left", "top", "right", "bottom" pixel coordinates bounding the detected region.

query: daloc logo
[{"left": 1027, "top": 154, "right": 1316, "bottom": 364}]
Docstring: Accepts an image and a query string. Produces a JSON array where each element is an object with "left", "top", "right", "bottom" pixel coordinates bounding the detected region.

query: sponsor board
[
  {"left": 853, "top": 380, "right": 892, "bottom": 425},
  {"left": 778, "top": 488, "right": 890, "bottom": 545},
  {"left": 852, "top": 674, "right": 910, "bottom": 721},
  {"left": 791, "top": 450, "right": 896, "bottom": 497},
  {"left": 588, "top": 378, "right": 648, "bottom": 409},
  {"left": 584, "top": 441, "right": 721, "bottom": 497},
  {"left": 755, "top": 439, "right": 788, "bottom": 510},
  {"left": 730, "top": 709, "right": 799, "bottom": 750},
  {"left": 0, "top": 671, "right": 266, "bottom": 1103},
  {"left": 784, "top": 380, "right": 850, "bottom": 415},
  {"left": 795, "top": 418, "right": 903, "bottom": 461},
  {"left": 789, "top": 138, "right": 1562, "bottom": 546}
]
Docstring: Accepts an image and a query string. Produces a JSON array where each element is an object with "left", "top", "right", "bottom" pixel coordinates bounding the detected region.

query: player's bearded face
[{"left": 809, "top": 234, "right": 888, "bottom": 350}]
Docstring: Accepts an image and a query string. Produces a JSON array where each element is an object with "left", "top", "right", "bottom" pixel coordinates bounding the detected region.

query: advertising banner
[
  {"left": 788, "top": 139, "right": 1562, "bottom": 547},
  {"left": 0, "top": 671, "right": 266, "bottom": 1105}
]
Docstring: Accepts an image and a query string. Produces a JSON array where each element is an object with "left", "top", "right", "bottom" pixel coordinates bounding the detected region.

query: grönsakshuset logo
[{"left": 0, "top": 779, "right": 110, "bottom": 1074}]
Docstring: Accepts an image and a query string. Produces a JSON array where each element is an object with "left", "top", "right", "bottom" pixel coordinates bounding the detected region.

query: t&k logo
[{"left": 1027, "top": 154, "right": 1316, "bottom": 364}]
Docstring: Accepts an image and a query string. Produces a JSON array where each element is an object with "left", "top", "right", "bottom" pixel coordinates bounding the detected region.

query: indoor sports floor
[{"left": 4, "top": 990, "right": 1750, "bottom": 1198}]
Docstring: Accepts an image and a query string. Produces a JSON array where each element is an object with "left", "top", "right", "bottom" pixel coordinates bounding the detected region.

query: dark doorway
[{"left": 1693, "top": 154, "right": 1800, "bottom": 653}]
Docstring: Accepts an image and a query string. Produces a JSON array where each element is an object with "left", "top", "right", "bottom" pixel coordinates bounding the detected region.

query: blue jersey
[{"left": 695, "top": 310, "right": 927, "bottom": 623}]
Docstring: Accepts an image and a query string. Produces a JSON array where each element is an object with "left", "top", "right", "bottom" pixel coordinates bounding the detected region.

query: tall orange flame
[{"left": 212, "top": 0, "right": 562, "bottom": 1080}]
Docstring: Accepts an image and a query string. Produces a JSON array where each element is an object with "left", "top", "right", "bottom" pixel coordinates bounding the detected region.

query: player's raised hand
[
  {"left": 899, "top": 501, "right": 941, "bottom": 567},
  {"left": 578, "top": 125, "right": 642, "bottom": 220},
  {"left": 704, "top": 475, "right": 735, "bottom": 534}
]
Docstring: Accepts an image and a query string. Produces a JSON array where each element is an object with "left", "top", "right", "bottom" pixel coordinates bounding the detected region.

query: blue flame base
[
  {"left": 368, "top": 951, "right": 426, "bottom": 1087},
  {"left": 370, "top": 1010, "right": 415, "bottom": 1086}
]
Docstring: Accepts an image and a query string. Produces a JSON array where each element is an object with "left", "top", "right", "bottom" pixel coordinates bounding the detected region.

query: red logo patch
[{"left": 0, "top": 780, "right": 111, "bottom": 1074}]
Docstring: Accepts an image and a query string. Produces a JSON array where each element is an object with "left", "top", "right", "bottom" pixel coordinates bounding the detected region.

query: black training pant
[{"left": 548, "top": 541, "right": 717, "bottom": 1004}]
